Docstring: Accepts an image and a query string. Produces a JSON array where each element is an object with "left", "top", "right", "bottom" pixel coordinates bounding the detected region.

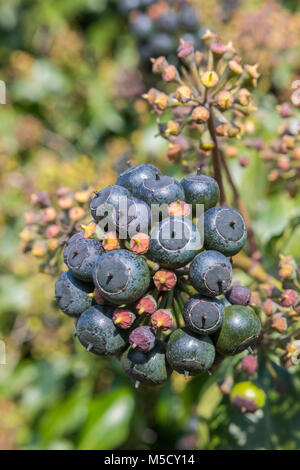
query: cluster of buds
[
  {"left": 19, "top": 186, "right": 94, "bottom": 274},
  {"left": 261, "top": 103, "right": 300, "bottom": 197},
  {"left": 246, "top": 253, "right": 300, "bottom": 368},
  {"left": 143, "top": 33, "right": 259, "bottom": 170}
]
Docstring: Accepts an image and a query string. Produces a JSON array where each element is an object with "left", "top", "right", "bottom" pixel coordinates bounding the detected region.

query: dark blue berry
[
  {"left": 225, "top": 285, "right": 251, "bottom": 306},
  {"left": 64, "top": 237, "right": 104, "bottom": 282},
  {"left": 148, "top": 33, "right": 175, "bottom": 57},
  {"left": 204, "top": 206, "right": 247, "bottom": 256},
  {"left": 156, "top": 11, "right": 179, "bottom": 34},
  {"left": 213, "top": 305, "right": 261, "bottom": 356},
  {"left": 90, "top": 185, "right": 131, "bottom": 223},
  {"left": 180, "top": 5, "right": 199, "bottom": 31},
  {"left": 117, "top": 163, "right": 161, "bottom": 196},
  {"left": 130, "top": 13, "right": 153, "bottom": 39},
  {"left": 136, "top": 173, "right": 185, "bottom": 206},
  {"left": 116, "top": 197, "right": 151, "bottom": 236},
  {"left": 55, "top": 271, "right": 93, "bottom": 317},
  {"left": 63, "top": 232, "right": 84, "bottom": 265},
  {"left": 182, "top": 295, "right": 224, "bottom": 335},
  {"left": 166, "top": 328, "right": 215, "bottom": 376},
  {"left": 189, "top": 250, "right": 232, "bottom": 297},
  {"left": 118, "top": 0, "right": 141, "bottom": 15},
  {"left": 93, "top": 249, "right": 150, "bottom": 305},
  {"left": 150, "top": 216, "right": 200, "bottom": 268},
  {"left": 181, "top": 171, "right": 220, "bottom": 211},
  {"left": 121, "top": 340, "right": 170, "bottom": 387},
  {"left": 76, "top": 305, "right": 128, "bottom": 356}
]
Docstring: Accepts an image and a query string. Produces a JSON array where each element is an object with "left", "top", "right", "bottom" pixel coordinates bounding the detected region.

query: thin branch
[{"left": 207, "top": 109, "right": 226, "bottom": 205}]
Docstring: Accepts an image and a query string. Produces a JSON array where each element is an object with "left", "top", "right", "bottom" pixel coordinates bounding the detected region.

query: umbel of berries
[{"left": 54, "top": 161, "right": 261, "bottom": 389}]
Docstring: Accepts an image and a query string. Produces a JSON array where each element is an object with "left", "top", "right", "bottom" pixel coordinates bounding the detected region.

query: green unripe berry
[
  {"left": 213, "top": 305, "right": 261, "bottom": 356},
  {"left": 230, "top": 381, "right": 266, "bottom": 412},
  {"left": 166, "top": 328, "right": 215, "bottom": 376},
  {"left": 121, "top": 341, "right": 170, "bottom": 387}
]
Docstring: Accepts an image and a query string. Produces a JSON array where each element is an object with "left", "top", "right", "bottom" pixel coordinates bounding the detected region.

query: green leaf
[{"left": 78, "top": 387, "right": 134, "bottom": 450}]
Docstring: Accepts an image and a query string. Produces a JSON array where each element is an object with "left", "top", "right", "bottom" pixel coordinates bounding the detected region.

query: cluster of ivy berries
[
  {"left": 143, "top": 34, "right": 258, "bottom": 166},
  {"left": 118, "top": 0, "right": 201, "bottom": 65},
  {"left": 20, "top": 187, "right": 92, "bottom": 274},
  {"left": 262, "top": 103, "right": 300, "bottom": 197},
  {"left": 55, "top": 162, "right": 262, "bottom": 389}
]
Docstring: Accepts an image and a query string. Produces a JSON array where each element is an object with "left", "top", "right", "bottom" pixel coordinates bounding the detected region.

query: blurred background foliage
[{"left": 0, "top": 0, "right": 300, "bottom": 450}]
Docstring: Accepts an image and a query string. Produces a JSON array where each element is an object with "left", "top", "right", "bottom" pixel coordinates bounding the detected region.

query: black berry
[
  {"left": 182, "top": 295, "right": 224, "bottom": 335},
  {"left": 189, "top": 250, "right": 232, "bottom": 297},
  {"left": 204, "top": 206, "right": 247, "bottom": 256},
  {"left": 55, "top": 270, "right": 93, "bottom": 317},
  {"left": 136, "top": 173, "right": 185, "bottom": 206},
  {"left": 150, "top": 216, "right": 200, "bottom": 268},
  {"left": 181, "top": 171, "right": 220, "bottom": 211},
  {"left": 64, "top": 237, "right": 104, "bottom": 282},
  {"left": 76, "top": 305, "right": 128, "bottom": 356},
  {"left": 117, "top": 163, "right": 160, "bottom": 196},
  {"left": 93, "top": 249, "right": 150, "bottom": 305}
]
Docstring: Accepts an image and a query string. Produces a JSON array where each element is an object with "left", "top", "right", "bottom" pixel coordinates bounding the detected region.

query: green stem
[
  {"left": 207, "top": 109, "right": 226, "bottom": 205},
  {"left": 172, "top": 297, "right": 181, "bottom": 328},
  {"left": 180, "top": 282, "right": 197, "bottom": 297},
  {"left": 166, "top": 289, "right": 174, "bottom": 309}
]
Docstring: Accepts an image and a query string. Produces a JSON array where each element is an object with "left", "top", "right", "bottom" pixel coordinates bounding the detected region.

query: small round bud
[
  {"left": 281, "top": 289, "right": 296, "bottom": 307},
  {"left": 69, "top": 206, "right": 85, "bottom": 222},
  {"left": 129, "top": 326, "right": 156, "bottom": 352},
  {"left": 42, "top": 207, "right": 57, "bottom": 223},
  {"left": 225, "top": 145, "right": 238, "bottom": 159},
  {"left": 162, "top": 65, "right": 177, "bottom": 83},
  {"left": 211, "top": 42, "right": 227, "bottom": 55},
  {"left": 113, "top": 308, "right": 136, "bottom": 329},
  {"left": 228, "top": 60, "right": 243, "bottom": 75},
  {"left": 217, "top": 90, "right": 234, "bottom": 110},
  {"left": 45, "top": 224, "right": 60, "bottom": 239},
  {"left": 154, "top": 92, "right": 168, "bottom": 110},
  {"left": 136, "top": 295, "right": 157, "bottom": 316},
  {"left": 102, "top": 232, "right": 119, "bottom": 251},
  {"left": 58, "top": 196, "right": 73, "bottom": 210},
  {"left": 151, "top": 56, "right": 168, "bottom": 74},
  {"left": 176, "top": 86, "right": 192, "bottom": 103},
  {"left": 151, "top": 309, "right": 173, "bottom": 331},
  {"left": 81, "top": 221, "right": 96, "bottom": 239},
  {"left": 177, "top": 40, "right": 194, "bottom": 59},
  {"left": 237, "top": 88, "right": 251, "bottom": 106},
  {"left": 245, "top": 64, "right": 260, "bottom": 79},
  {"left": 241, "top": 356, "right": 258, "bottom": 375},
  {"left": 130, "top": 233, "right": 150, "bottom": 254},
  {"left": 272, "top": 315, "right": 287, "bottom": 333},
  {"left": 201, "top": 29, "right": 217, "bottom": 41},
  {"left": 74, "top": 190, "right": 91, "bottom": 203},
  {"left": 201, "top": 71, "right": 219, "bottom": 88},
  {"left": 153, "top": 270, "right": 177, "bottom": 291},
  {"left": 166, "top": 120, "right": 180, "bottom": 136},
  {"left": 168, "top": 200, "right": 191, "bottom": 217},
  {"left": 191, "top": 106, "right": 210, "bottom": 124}
]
